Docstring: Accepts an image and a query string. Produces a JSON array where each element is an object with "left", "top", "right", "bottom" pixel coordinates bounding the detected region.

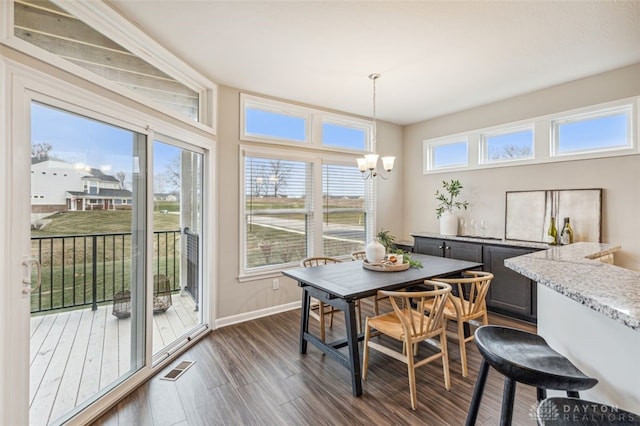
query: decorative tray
[{"left": 362, "top": 260, "right": 410, "bottom": 272}]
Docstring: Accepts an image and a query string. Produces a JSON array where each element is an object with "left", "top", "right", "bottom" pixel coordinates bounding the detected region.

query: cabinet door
[
  {"left": 445, "top": 240, "right": 483, "bottom": 263},
  {"left": 414, "top": 237, "right": 444, "bottom": 257},
  {"left": 484, "top": 245, "right": 535, "bottom": 319}
]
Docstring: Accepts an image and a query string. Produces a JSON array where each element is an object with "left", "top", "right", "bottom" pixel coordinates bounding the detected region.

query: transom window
[
  {"left": 552, "top": 107, "right": 632, "bottom": 156},
  {"left": 426, "top": 139, "right": 469, "bottom": 171},
  {"left": 424, "top": 97, "right": 638, "bottom": 173},
  {"left": 10, "top": 0, "right": 214, "bottom": 126},
  {"left": 482, "top": 127, "right": 534, "bottom": 164},
  {"left": 322, "top": 121, "right": 367, "bottom": 150},
  {"left": 241, "top": 94, "right": 371, "bottom": 151},
  {"left": 245, "top": 107, "right": 308, "bottom": 142}
]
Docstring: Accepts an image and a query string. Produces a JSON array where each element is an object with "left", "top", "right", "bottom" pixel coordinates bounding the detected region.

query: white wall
[{"left": 403, "top": 63, "right": 640, "bottom": 269}]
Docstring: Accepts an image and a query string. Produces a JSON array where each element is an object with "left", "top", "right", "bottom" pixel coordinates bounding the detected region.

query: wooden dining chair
[
  {"left": 431, "top": 270, "right": 494, "bottom": 377},
  {"left": 362, "top": 281, "right": 452, "bottom": 410},
  {"left": 351, "top": 250, "right": 388, "bottom": 315},
  {"left": 300, "top": 257, "right": 343, "bottom": 341}
]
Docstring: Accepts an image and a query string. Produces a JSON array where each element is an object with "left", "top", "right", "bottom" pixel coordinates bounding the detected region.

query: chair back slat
[
  {"left": 301, "top": 256, "right": 342, "bottom": 267},
  {"left": 381, "top": 282, "right": 451, "bottom": 341},
  {"left": 351, "top": 251, "right": 367, "bottom": 261},
  {"left": 435, "top": 271, "right": 493, "bottom": 319}
]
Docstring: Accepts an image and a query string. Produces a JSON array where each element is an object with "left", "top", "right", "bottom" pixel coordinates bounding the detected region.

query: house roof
[{"left": 67, "top": 189, "right": 132, "bottom": 198}]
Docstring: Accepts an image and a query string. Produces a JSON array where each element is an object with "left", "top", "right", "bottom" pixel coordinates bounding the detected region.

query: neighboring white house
[
  {"left": 31, "top": 158, "right": 86, "bottom": 214},
  {"left": 154, "top": 193, "right": 178, "bottom": 202},
  {"left": 31, "top": 158, "right": 132, "bottom": 215}
]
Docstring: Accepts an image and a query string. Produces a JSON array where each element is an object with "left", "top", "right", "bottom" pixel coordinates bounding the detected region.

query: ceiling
[{"left": 108, "top": 1, "right": 640, "bottom": 126}]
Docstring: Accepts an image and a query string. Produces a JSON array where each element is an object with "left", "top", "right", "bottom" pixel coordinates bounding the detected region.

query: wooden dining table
[{"left": 282, "top": 253, "right": 483, "bottom": 396}]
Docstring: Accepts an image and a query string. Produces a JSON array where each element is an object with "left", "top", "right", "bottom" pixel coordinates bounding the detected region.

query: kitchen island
[{"left": 505, "top": 242, "right": 640, "bottom": 414}]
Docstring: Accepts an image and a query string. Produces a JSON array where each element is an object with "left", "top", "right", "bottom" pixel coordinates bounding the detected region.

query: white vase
[
  {"left": 439, "top": 211, "right": 458, "bottom": 236},
  {"left": 365, "top": 238, "right": 386, "bottom": 263}
]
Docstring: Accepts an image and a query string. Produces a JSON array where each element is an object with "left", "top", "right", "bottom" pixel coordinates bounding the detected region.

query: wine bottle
[
  {"left": 560, "top": 217, "right": 574, "bottom": 245},
  {"left": 547, "top": 217, "right": 558, "bottom": 245}
]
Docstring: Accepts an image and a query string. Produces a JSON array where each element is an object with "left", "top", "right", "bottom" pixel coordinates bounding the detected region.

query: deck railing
[{"left": 30, "top": 230, "right": 181, "bottom": 313}]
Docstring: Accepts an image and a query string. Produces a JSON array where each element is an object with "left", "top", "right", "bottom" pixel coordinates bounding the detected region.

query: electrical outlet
[{"left": 272, "top": 278, "right": 280, "bottom": 290}]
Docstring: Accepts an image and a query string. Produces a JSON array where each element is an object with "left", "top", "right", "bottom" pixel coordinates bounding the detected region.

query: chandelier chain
[{"left": 369, "top": 73, "right": 379, "bottom": 148}]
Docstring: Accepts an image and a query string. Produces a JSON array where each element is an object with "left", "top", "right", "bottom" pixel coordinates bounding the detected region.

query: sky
[{"left": 31, "top": 102, "right": 180, "bottom": 187}]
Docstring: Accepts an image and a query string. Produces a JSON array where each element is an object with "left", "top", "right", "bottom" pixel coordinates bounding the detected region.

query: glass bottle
[
  {"left": 547, "top": 217, "right": 558, "bottom": 245},
  {"left": 560, "top": 217, "right": 574, "bottom": 245}
]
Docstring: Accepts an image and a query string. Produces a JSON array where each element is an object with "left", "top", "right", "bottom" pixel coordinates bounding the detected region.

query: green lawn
[
  {"left": 31, "top": 209, "right": 181, "bottom": 312},
  {"left": 32, "top": 209, "right": 180, "bottom": 236}
]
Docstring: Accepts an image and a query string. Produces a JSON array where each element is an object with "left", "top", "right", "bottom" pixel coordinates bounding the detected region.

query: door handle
[{"left": 22, "top": 258, "right": 42, "bottom": 294}]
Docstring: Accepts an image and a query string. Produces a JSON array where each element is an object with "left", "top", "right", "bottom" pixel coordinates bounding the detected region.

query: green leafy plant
[
  {"left": 375, "top": 228, "right": 422, "bottom": 268},
  {"left": 435, "top": 179, "right": 469, "bottom": 219},
  {"left": 376, "top": 228, "right": 396, "bottom": 252}
]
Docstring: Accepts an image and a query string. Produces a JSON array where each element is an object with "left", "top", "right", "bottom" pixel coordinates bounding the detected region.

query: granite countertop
[
  {"left": 410, "top": 232, "right": 550, "bottom": 250},
  {"left": 504, "top": 242, "right": 640, "bottom": 333}
]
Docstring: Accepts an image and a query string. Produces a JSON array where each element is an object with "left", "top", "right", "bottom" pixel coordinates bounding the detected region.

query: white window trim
[
  {"left": 240, "top": 93, "right": 373, "bottom": 154},
  {"left": 238, "top": 144, "right": 374, "bottom": 281},
  {"left": 423, "top": 96, "right": 639, "bottom": 174},
  {"left": 0, "top": 0, "right": 218, "bottom": 132}
]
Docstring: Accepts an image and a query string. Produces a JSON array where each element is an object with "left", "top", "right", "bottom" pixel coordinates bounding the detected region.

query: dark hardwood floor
[{"left": 92, "top": 302, "right": 538, "bottom": 426}]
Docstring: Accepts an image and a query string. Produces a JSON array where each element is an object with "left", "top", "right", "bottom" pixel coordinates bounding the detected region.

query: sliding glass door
[
  {"left": 29, "top": 102, "right": 147, "bottom": 424},
  {"left": 24, "top": 104, "right": 207, "bottom": 425},
  {"left": 151, "top": 139, "right": 204, "bottom": 360}
]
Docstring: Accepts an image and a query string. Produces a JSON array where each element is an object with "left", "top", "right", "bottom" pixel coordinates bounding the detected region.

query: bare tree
[
  {"left": 489, "top": 145, "right": 532, "bottom": 161},
  {"left": 252, "top": 165, "right": 268, "bottom": 197},
  {"left": 164, "top": 154, "right": 181, "bottom": 192},
  {"left": 269, "top": 160, "right": 290, "bottom": 197},
  {"left": 116, "top": 171, "right": 127, "bottom": 189},
  {"left": 31, "top": 143, "right": 52, "bottom": 159}
]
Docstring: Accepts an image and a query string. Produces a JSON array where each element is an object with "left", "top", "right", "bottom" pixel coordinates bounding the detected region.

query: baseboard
[{"left": 214, "top": 300, "right": 301, "bottom": 329}]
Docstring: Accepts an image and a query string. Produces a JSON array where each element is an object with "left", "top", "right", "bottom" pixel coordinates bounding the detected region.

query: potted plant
[
  {"left": 374, "top": 228, "right": 422, "bottom": 268},
  {"left": 435, "top": 179, "right": 469, "bottom": 236}
]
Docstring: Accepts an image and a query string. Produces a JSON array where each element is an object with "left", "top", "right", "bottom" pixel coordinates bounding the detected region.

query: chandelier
[{"left": 356, "top": 73, "right": 395, "bottom": 180}]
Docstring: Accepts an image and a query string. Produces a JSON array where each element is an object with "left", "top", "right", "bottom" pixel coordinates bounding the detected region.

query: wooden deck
[{"left": 29, "top": 293, "right": 199, "bottom": 426}]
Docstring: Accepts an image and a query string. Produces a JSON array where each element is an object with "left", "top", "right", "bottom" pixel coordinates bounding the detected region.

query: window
[
  {"left": 244, "top": 107, "right": 307, "bottom": 142},
  {"left": 244, "top": 155, "right": 312, "bottom": 272},
  {"left": 322, "top": 121, "right": 367, "bottom": 150},
  {"left": 241, "top": 94, "right": 371, "bottom": 151},
  {"left": 425, "top": 139, "right": 468, "bottom": 171},
  {"left": 240, "top": 96, "right": 375, "bottom": 278},
  {"left": 10, "top": 0, "right": 215, "bottom": 126},
  {"left": 423, "top": 97, "right": 638, "bottom": 173},
  {"left": 322, "top": 163, "right": 367, "bottom": 257},
  {"left": 552, "top": 107, "right": 632, "bottom": 156},
  {"left": 482, "top": 127, "right": 534, "bottom": 163}
]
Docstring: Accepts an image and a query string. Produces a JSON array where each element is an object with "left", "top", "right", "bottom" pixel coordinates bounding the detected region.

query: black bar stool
[
  {"left": 466, "top": 325, "right": 598, "bottom": 426},
  {"left": 536, "top": 397, "right": 640, "bottom": 425}
]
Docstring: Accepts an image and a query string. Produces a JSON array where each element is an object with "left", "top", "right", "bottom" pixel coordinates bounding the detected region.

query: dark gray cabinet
[
  {"left": 413, "top": 236, "right": 539, "bottom": 322},
  {"left": 414, "top": 238, "right": 483, "bottom": 263},
  {"left": 482, "top": 245, "right": 537, "bottom": 322}
]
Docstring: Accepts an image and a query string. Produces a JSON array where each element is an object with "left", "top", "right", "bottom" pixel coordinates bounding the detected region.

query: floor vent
[{"left": 160, "top": 360, "right": 195, "bottom": 381}]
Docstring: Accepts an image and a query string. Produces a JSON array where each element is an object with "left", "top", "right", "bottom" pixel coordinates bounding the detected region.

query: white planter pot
[
  {"left": 439, "top": 212, "right": 458, "bottom": 236},
  {"left": 365, "top": 239, "right": 386, "bottom": 263}
]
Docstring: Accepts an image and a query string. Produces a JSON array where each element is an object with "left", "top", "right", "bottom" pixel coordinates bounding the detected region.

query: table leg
[
  {"left": 344, "top": 300, "right": 362, "bottom": 396},
  {"left": 300, "top": 287, "right": 310, "bottom": 354}
]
